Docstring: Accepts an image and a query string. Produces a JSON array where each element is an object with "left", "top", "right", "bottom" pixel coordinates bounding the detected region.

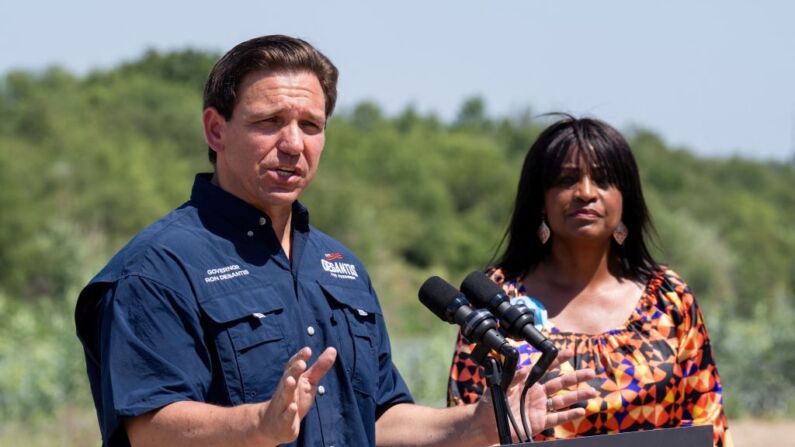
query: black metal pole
[{"left": 483, "top": 357, "right": 513, "bottom": 445}]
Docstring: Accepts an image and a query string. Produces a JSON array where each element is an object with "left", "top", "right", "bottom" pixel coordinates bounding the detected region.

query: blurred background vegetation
[{"left": 1, "top": 49, "right": 793, "bottom": 444}]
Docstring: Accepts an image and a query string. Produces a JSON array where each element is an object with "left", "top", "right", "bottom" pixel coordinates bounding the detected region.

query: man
[{"left": 75, "top": 35, "right": 595, "bottom": 447}]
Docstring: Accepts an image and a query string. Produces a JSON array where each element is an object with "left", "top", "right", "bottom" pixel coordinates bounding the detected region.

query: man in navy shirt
[{"left": 75, "top": 35, "right": 596, "bottom": 447}]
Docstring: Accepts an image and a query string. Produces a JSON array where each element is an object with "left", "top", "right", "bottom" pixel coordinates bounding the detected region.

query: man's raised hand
[{"left": 258, "top": 347, "right": 337, "bottom": 445}]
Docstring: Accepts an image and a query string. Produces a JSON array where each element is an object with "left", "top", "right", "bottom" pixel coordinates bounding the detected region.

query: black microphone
[
  {"left": 418, "top": 276, "right": 511, "bottom": 355},
  {"left": 462, "top": 271, "right": 559, "bottom": 441},
  {"left": 461, "top": 271, "right": 557, "bottom": 356},
  {"left": 420, "top": 275, "right": 523, "bottom": 443}
]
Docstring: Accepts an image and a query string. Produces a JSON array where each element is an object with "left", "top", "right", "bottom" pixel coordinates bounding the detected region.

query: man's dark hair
[
  {"left": 203, "top": 35, "right": 339, "bottom": 164},
  {"left": 495, "top": 114, "right": 659, "bottom": 282}
]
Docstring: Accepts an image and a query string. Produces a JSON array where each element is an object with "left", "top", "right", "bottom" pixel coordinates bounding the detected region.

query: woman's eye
[
  {"left": 593, "top": 174, "right": 610, "bottom": 188},
  {"left": 556, "top": 175, "right": 578, "bottom": 186}
]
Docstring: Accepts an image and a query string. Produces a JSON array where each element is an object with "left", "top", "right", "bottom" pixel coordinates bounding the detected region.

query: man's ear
[{"left": 203, "top": 107, "right": 226, "bottom": 154}]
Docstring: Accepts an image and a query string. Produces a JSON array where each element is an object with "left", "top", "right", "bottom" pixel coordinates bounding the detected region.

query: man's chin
[{"left": 256, "top": 190, "right": 301, "bottom": 213}]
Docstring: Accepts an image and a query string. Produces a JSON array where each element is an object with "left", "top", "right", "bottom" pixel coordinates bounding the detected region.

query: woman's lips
[{"left": 570, "top": 209, "right": 600, "bottom": 218}]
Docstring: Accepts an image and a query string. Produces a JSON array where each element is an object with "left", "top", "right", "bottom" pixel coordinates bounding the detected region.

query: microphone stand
[{"left": 471, "top": 343, "right": 521, "bottom": 445}]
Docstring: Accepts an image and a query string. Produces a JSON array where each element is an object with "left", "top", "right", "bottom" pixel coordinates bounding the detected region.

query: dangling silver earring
[
  {"left": 538, "top": 217, "right": 551, "bottom": 245},
  {"left": 613, "top": 222, "right": 628, "bottom": 245}
]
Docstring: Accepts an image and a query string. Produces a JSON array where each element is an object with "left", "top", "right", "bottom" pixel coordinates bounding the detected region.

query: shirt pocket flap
[
  {"left": 199, "top": 287, "right": 285, "bottom": 350},
  {"left": 317, "top": 281, "right": 382, "bottom": 317}
]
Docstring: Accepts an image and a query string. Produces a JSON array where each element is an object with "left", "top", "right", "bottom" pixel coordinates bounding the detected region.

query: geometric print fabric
[{"left": 447, "top": 268, "right": 732, "bottom": 447}]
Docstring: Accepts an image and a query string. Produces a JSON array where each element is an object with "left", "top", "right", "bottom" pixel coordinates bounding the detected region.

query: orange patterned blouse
[{"left": 448, "top": 267, "right": 732, "bottom": 446}]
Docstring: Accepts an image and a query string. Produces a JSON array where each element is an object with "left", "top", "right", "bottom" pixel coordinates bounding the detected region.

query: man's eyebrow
[
  {"left": 245, "top": 109, "right": 326, "bottom": 123},
  {"left": 305, "top": 111, "right": 326, "bottom": 123}
]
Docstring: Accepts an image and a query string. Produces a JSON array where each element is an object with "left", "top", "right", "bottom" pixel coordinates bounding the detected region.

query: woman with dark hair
[{"left": 448, "top": 116, "right": 732, "bottom": 446}]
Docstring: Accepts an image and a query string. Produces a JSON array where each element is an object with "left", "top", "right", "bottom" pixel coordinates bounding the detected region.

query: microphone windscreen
[
  {"left": 461, "top": 271, "right": 503, "bottom": 307},
  {"left": 418, "top": 276, "right": 460, "bottom": 322}
]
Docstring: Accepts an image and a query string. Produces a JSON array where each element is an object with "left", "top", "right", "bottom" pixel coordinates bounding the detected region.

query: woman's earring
[
  {"left": 613, "top": 222, "right": 628, "bottom": 245},
  {"left": 538, "top": 218, "right": 551, "bottom": 245}
]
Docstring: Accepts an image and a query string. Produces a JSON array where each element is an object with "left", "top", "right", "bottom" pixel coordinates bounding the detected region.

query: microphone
[
  {"left": 461, "top": 271, "right": 557, "bottom": 356},
  {"left": 418, "top": 276, "right": 512, "bottom": 355},
  {"left": 419, "top": 275, "right": 522, "bottom": 443},
  {"left": 461, "top": 271, "right": 559, "bottom": 441}
]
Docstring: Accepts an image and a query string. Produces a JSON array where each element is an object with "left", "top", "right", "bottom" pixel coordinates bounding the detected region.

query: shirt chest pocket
[
  {"left": 319, "top": 282, "right": 381, "bottom": 398},
  {"left": 198, "top": 287, "right": 289, "bottom": 403}
]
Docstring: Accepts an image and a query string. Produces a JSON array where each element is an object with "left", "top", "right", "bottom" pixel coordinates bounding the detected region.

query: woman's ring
[{"left": 546, "top": 397, "right": 555, "bottom": 413}]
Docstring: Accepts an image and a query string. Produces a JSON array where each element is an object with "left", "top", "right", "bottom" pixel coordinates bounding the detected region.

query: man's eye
[
  {"left": 301, "top": 121, "right": 323, "bottom": 133},
  {"left": 259, "top": 117, "right": 281, "bottom": 126}
]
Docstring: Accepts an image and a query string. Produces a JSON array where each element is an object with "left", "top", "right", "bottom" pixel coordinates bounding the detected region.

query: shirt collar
[{"left": 190, "top": 173, "right": 310, "bottom": 234}]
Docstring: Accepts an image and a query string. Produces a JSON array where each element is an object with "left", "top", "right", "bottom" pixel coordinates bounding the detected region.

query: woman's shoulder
[
  {"left": 649, "top": 265, "right": 693, "bottom": 296},
  {"left": 644, "top": 265, "right": 699, "bottom": 322}
]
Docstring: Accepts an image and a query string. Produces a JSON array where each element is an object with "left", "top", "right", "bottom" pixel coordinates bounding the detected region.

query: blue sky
[{"left": 3, "top": 0, "right": 794, "bottom": 160}]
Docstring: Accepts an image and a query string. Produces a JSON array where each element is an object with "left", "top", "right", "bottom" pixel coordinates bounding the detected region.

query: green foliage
[
  {"left": 0, "top": 49, "right": 793, "bottom": 439},
  {"left": 391, "top": 330, "right": 460, "bottom": 407},
  {"left": 0, "top": 291, "right": 90, "bottom": 422}
]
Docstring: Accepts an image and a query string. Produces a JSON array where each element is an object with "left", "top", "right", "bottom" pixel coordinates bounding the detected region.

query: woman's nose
[{"left": 575, "top": 176, "right": 597, "bottom": 200}]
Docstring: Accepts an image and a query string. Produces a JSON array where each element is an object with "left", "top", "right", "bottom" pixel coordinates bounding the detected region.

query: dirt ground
[{"left": 730, "top": 419, "right": 795, "bottom": 447}]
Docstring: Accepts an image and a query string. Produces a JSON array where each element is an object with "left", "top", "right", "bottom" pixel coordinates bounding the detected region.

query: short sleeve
[
  {"left": 661, "top": 270, "right": 733, "bottom": 447},
  {"left": 374, "top": 299, "right": 414, "bottom": 418},
  {"left": 93, "top": 275, "right": 213, "bottom": 444}
]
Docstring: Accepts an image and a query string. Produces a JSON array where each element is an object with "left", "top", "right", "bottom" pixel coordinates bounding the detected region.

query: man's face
[{"left": 205, "top": 70, "right": 326, "bottom": 217}]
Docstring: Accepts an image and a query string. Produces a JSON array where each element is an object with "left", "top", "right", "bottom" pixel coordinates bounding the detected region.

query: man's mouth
[{"left": 275, "top": 168, "right": 297, "bottom": 177}]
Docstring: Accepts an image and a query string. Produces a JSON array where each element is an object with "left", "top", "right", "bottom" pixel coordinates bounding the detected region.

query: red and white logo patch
[
  {"left": 321, "top": 253, "right": 358, "bottom": 280},
  {"left": 325, "top": 252, "right": 344, "bottom": 262}
]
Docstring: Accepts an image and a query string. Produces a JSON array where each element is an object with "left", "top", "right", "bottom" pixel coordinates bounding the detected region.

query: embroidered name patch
[
  {"left": 204, "top": 264, "right": 250, "bottom": 283},
  {"left": 321, "top": 253, "right": 359, "bottom": 280}
]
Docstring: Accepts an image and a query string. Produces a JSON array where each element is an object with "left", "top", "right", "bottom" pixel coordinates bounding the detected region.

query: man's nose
[{"left": 277, "top": 122, "right": 303, "bottom": 154}]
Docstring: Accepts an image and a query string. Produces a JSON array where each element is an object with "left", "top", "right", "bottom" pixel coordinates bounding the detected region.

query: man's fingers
[
  {"left": 304, "top": 347, "right": 337, "bottom": 385},
  {"left": 276, "top": 375, "right": 298, "bottom": 408},
  {"left": 543, "top": 368, "right": 598, "bottom": 418},
  {"left": 269, "top": 347, "right": 312, "bottom": 411},
  {"left": 284, "top": 375, "right": 299, "bottom": 393},
  {"left": 284, "top": 347, "right": 312, "bottom": 379},
  {"left": 542, "top": 368, "right": 596, "bottom": 396},
  {"left": 547, "top": 348, "right": 574, "bottom": 371},
  {"left": 509, "top": 364, "right": 530, "bottom": 387},
  {"left": 547, "top": 384, "right": 598, "bottom": 411},
  {"left": 287, "top": 347, "right": 313, "bottom": 368},
  {"left": 285, "top": 358, "right": 308, "bottom": 383},
  {"left": 544, "top": 407, "right": 587, "bottom": 429}
]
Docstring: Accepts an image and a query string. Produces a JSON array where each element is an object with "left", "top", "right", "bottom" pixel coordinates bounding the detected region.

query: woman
[{"left": 448, "top": 116, "right": 732, "bottom": 446}]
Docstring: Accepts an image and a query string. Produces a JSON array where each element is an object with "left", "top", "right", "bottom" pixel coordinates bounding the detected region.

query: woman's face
[{"left": 543, "top": 152, "right": 623, "bottom": 246}]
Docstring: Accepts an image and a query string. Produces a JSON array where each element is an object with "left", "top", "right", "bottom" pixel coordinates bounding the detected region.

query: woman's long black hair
[{"left": 495, "top": 114, "right": 658, "bottom": 282}]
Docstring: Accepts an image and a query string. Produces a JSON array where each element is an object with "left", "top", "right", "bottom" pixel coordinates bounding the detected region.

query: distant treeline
[{"left": 0, "top": 49, "right": 793, "bottom": 424}]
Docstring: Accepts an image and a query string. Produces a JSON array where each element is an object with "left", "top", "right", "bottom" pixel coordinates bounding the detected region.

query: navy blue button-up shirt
[{"left": 75, "top": 173, "right": 413, "bottom": 447}]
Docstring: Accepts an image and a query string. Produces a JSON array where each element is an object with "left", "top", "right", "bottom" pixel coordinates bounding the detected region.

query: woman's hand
[{"left": 475, "top": 349, "right": 597, "bottom": 442}]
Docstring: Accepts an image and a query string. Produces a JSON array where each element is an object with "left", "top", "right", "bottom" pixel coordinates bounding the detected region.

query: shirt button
[
  {"left": 246, "top": 230, "right": 254, "bottom": 237},
  {"left": 317, "top": 385, "right": 326, "bottom": 395},
  {"left": 259, "top": 217, "right": 267, "bottom": 226},
  {"left": 307, "top": 326, "right": 315, "bottom": 336}
]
